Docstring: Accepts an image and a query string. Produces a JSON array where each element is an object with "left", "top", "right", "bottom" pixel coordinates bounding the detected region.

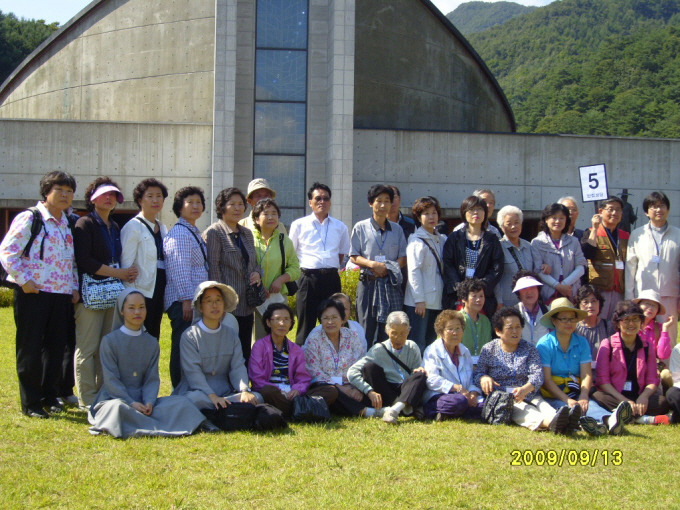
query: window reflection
[
  {"left": 256, "top": 0, "right": 308, "bottom": 49},
  {"left": 256, "top": 50, "right": 307, "bottom": 101}
]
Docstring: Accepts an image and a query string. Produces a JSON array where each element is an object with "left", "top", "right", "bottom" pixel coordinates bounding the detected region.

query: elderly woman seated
[
  {"left": 248, "top": 303, "right": 337, "bottom": 418},
  {"left": 473, "top": 307, "right": 570, "bottom": 433},
  {"left": 304, "top": 298, "right": 369, "bottom": 416},
  {"left": 422, "top": 310, "right": 483, "bottom": 421},
  {"left": 173, "top": 282, "right": 262, "bottom": 413},
  {"left": 347, "top": 311, "right": 428, "bottom": 424},
  {"left": 88, "top": 288, "right": 207, "bottom": 438},
  {"left": 593, "top": 300, "right": 670, "bottom": 425}
]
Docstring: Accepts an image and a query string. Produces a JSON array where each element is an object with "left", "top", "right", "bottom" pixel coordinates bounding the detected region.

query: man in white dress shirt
[{"left": 289, "top": 182, "right": 350, "bottom": 345}]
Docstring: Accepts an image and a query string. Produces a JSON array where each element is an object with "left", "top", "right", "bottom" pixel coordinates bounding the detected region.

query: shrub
[{"left": 0, "top": 287, "right": 13, "bottom": 308}]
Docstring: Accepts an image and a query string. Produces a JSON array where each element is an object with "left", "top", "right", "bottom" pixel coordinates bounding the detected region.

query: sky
[{"left": 1, "top": 0, "right": 556, "bottom": 25}]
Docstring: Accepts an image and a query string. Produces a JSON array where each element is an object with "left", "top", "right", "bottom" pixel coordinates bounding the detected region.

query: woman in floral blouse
[{"left": 304, "top": 298, "right": 368, "bottom": 416}]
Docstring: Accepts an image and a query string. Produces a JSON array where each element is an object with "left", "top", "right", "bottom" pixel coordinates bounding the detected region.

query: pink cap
[{"left": 91, "top": 185, "right": 124, "bottom": 203}]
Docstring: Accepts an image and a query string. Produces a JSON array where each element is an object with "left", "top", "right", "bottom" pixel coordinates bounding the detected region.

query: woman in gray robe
[
  {"left": 88, "top": 288, "right": 206, "bottom": 438},
  {"left": 173, "top": 281, "right": 262, "bottom": 410}
]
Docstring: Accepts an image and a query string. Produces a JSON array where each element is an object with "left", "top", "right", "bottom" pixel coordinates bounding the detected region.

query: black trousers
[
  {"left": 295, "top": 270, "right": 341, "bottom": 345},
  {"left": 592, "top": 389, "right": 670, "bottom": 416},
  {"left": 14, "top": 289, "right": 71, "bottom": 410},
  {"left": 167, "top": 300, "right": 192, "bottom": 388},
  {"left": 59, "top": 302, "right": 76, "bottom": 397},
  {"left": 361, "top": 361, "right": 427, "bottom": 408},
  {"left": 235, "top": 314, "right": 254, "bottom": 363},
  {"left": 144, "top": 268, "right": 166, "bottom": 340},
  {"left": 666, "top": 387, "right": 680, "bottom": 423}
]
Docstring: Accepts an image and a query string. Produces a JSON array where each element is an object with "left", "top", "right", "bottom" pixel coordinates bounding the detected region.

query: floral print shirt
[
  {"left": 304, "top": 327, "right": 366, "bottom": 384},
  {"left": 0, "top": 201, "right": 78, "bottom": 294}
]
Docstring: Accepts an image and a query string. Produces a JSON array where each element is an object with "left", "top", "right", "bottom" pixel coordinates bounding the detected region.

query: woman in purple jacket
[{"left": 248, "top": 303, "right": 336, "bottom": 417}]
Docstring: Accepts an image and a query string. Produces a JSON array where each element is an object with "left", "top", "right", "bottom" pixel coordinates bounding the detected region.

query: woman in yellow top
[{"left": 251, "top": 198, "right": 301, "bottom": 340}]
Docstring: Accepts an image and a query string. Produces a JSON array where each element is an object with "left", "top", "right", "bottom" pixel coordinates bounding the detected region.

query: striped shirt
[{"left": 163, "top": 218, "right": 209, "bottom": 310}]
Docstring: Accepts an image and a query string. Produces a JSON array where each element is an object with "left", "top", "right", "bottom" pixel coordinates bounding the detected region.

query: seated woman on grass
[
  {"left": 304, "top": 298, "right": 368, "bottom": 416},
  {"left": 173, "top": 282, "right": 261, "bottom": 412},
  {"left": 593, "top": 300, "right": 670, "bottom": 426},
  {"left": 248, "top": 303, "right": 337, "bottom": 418},
  {"left": 88, "top": 288, "right": 207, "bottom": 438},
  {"left": 422, "top": 309, "right": 482, "bottom": 421},
  {"left": 473, "top": 307, "right": 570, "bottom": 434},
  {"left": 536, "top": 297, "right": 627, "bottom": 436},
  {"left": 633, "top": 289, "right": 675, "bottom": 390},
  {"left": 347, "top": 311, "right": 428, "bottom": 425}
]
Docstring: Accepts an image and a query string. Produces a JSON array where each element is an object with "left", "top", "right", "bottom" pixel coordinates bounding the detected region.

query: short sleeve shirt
[
  {"left": 350, "top": 218, "right": 407, "bottom": 262},
  {"left": 536, "top": 331, "right": 592, "bottom": 379}
]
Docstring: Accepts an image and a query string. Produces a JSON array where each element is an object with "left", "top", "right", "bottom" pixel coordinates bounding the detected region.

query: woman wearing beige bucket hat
[
  {"left": 173, "top": 281, "right": 262, "bottom": 411},
  {"left": 536, "top": 297, "right": 634, "bottom": 435}
]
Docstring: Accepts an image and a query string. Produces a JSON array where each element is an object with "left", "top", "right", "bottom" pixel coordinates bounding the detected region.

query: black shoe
[
  {"left": 198, "top": 419, "right": 220, "bottom": 433},
  {"left": 23, "top": 406, "right": 49, "bottom": 419},
  {"left": 549, "top": 406, "right": 570, "bottom": 434},
  {"left": 567, "top": 404, "right": 582, "bottom": 432},
  {"left": 579, "top": 416, "right": 607, "bottom": 436},
  {"left": 42, "top": 399, "right": 64, "bottom": 414}
]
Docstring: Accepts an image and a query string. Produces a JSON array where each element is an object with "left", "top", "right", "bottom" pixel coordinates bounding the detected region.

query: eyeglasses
[
  {"left": 313, "top": 196, "right": 331, "bottom": 203},
  {"left": 620, "top": 316, "right": 642, "bottom": 324},
  {"left": 602, "top": 207, "right": 621, "bottom": 214},
  {"left": 554, "top": 317, "right": 578, "bottom": 324}
]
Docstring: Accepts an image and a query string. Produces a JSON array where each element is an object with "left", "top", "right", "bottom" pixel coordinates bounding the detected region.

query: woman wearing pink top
[{"left": 593, "top": 301, "right": 669, "bottom": 421}]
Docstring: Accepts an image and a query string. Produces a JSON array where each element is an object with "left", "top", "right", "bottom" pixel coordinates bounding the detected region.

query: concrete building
[{"left": 0, "top": 0, "right": 678, "bottom": 233}]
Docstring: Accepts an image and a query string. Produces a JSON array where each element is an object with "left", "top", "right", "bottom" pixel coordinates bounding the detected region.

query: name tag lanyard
[
  {"left": 603, "top": 227, "right": 622, "bottom": 261},
  {"left": 371, "top": 227, "right": 389, "bottom": 256},
  {"left": 648, "top": 224, "right": 663, "bottom": 264},
  {"left": 464, "top": 310, "right": 480, "bottom": 356},
  {"left": 314, "top": 220, "right": 330, "bottom": 252}
]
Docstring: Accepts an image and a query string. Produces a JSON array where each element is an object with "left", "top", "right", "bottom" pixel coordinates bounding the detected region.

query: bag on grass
[
  {"left": 481, "top": 390, "right": 514, "bottom": 425},
  {"left": 291, "top": 395, "right": 331, "bottom": 423},
  {"left": 201, "top": 402, "right": 258, "bottom": 431},
  {"left": 253, "top": 403, "right": 288, "bottom": 431}
]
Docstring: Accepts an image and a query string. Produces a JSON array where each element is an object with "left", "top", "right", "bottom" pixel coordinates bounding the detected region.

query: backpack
[{"left": 0, "top": 207, "right": 44, "bottom": 289}]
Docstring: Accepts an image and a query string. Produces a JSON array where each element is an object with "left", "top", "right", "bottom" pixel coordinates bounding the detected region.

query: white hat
[
  {"left": 192, "top": 281, "right": 239, "bottom": 316},
  {"left": 91, "top": 184, "right": 124, "bottom": 203},
  {"left": 633, "top": 290, "right": 666, "bottom": 315},
  {"left": 246, "top": 178, "right": 276, "bottom": 199},
  {"left": 512, "top": 276, "right": 543, "bottom": 294}
]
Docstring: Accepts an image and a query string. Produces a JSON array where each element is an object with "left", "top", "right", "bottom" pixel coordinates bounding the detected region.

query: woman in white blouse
[{"left": 121, "top": 178, "right": 168, "bottom": 339}]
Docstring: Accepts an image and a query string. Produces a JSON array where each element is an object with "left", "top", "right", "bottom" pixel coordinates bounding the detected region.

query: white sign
[{"left": 579, "top": 164, "right": 608, "bottom": 202}]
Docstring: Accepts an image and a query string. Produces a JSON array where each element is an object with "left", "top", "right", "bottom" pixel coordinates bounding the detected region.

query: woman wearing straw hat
[
  {"left": 536, "top": 297, "right": 627, "bottom": 435},
  {"left": 173, "top": 281, "right": 262, "bottom": 411}
]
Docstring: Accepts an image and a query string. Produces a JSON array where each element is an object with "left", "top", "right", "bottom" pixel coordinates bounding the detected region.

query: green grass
[{"left": 0, "top": 308, "right": 679, "bottom": 509}]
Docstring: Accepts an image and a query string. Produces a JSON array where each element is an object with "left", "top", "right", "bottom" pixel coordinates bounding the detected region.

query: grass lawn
[{"left": 0, "top": 307, "right": 678, "bottom": 509}]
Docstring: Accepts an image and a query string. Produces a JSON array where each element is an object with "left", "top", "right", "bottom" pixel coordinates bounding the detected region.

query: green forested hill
[
  {"left": 447, "top": 1, "right": 537, "bottom": 35},
  {"left": 0, "top": 11, "right": 58, "bottom": 85},
  {"left": 466, "top": 0, "right": 680, "bottom": 138}
]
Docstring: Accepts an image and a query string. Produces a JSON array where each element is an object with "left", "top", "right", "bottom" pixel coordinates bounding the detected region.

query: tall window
[{"left": 254, "top": 0, "right": 308, "bottom": 225}]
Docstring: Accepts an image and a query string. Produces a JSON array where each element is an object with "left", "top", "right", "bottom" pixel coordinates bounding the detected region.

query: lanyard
[
  {"left": 603, "top": 227, "right": 620, "bottom": 258},
  {"left": 313, "top": 220, "right": 329, "bottom": 251},
  {"left": 371, "top": 226, "right": 389, "bottom": 254},
  {"left": 324, "top": 332, "right": 340, "bottom": 372},
  {"left": 257, "top": 235, "right": 273, "bottom": 267},
  {"left": 648, "top": 224, "right": 663, "bottom": 258}
]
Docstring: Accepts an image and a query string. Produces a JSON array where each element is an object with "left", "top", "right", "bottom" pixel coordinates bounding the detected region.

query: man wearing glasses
[
  {"left": 581, "top": 196, "right": 629, "bottom": 320},
  {"left": 289, "top": 182, "right": 350, "bottom": 345}
]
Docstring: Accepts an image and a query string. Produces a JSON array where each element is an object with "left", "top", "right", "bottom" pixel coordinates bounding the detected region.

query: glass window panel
[
  {"left": 256, "top": 50, "right": 307, "bottom": 101},
  {"left": 257, "top": 0, "right": 308, "bottom": 49},
  {"left": 254, "top": 155, "right": 305, "bottom": 210},
  {"left": 254, "top": 103, "right": 306, "bottom": 154}
]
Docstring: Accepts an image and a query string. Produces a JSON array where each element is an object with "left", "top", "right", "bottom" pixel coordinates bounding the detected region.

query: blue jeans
[
  {"left": 404, "top": 305, "right": 440, "bottom": 354},
  {"left": 545, "top": 397, "right": 610, "bottom": 422}
]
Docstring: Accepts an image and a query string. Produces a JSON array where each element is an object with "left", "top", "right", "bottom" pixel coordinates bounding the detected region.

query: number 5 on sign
[{"left": 579, "top": 164, "right": 608, "bottom": 202}]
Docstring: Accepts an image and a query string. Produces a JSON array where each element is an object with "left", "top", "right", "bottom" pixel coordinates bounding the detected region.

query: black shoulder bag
[{"left": 279, "top": 233, "right": 298, "bottom": 296}]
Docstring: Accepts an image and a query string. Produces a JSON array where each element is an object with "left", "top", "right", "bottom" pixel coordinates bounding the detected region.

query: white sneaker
[{"left": 382, "top": 407, "right": 399, "bottom": 424}]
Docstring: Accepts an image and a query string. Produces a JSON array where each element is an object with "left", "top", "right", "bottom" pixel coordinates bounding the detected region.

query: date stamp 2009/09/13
[{"left": 510, "top": 449, "right": 623, "bottom": 467}]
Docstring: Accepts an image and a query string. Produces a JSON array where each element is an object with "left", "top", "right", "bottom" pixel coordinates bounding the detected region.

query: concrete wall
[
  {"left": 0, "top": 0, "right": 215, "bottom": 123},
  {"left": 0, "top": 119, "right": 214, "bottom": 229},
  {"left": 354, "top": 0, "right": 513, "bottom": 132},
  {"left": 353, "top": 129, "right": 680, "bottom": 229}
]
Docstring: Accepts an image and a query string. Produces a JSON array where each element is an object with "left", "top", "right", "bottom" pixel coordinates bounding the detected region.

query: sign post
[{"left": 579, "top": 164, "right": 608, "bottom": 211}]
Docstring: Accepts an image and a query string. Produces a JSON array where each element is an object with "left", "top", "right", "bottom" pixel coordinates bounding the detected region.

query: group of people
[{"left": 1, "top": 171, "right": 678, "bottom": 438}]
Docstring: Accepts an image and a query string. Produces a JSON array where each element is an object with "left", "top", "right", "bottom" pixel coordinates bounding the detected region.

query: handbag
[
  {"left": 480, "top": 390, "right": 514, "bottom": 425},
  {"left": 201, "top": 402, "right": 258, "bottom": 431},
  {"left": 245, "top": 281, "right": 266, "bottom": 307},
  {"left": 81, "top": 273, "right": 124, "bottom": 310},
  {"left": 291, "top": 394, "right": 331, "bottom": 423},
  {"left": 279, "top": 234, "right": 298, "bottom": 296}
]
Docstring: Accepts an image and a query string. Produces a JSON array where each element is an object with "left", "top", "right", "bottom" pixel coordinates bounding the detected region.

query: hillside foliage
[
  {"left": 466, "top": 0, "right": 680, "bottom": 138},
  {"left": 447, "top": 1, "right": 537, "bottom": 34},
  {"left": 0, "top": 11, "right": 58, "bottom": 85}
]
